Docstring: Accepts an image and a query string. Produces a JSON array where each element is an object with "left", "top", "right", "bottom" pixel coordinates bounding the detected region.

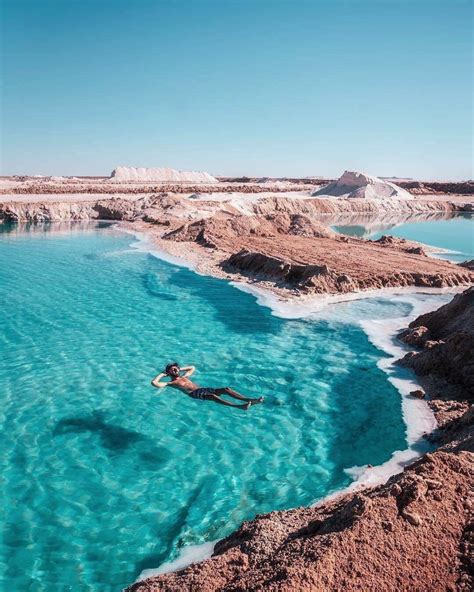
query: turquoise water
[
  {"left": 334, "top": 213, "right": 474, "bottom": 262},
  {"left": 0, "top": 220, "right": 467, "bottom": 590}
]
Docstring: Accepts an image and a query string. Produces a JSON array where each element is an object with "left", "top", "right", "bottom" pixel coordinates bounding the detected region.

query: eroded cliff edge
[
  {"left": 127, "top": 289, "right": 473, "bottom": 592},
  {"left": 2, "top": 193, "right": 473, "bottom": 298}
]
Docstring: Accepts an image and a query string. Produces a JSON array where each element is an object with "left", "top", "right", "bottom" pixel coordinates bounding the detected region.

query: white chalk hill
[
  {"left": 110, "top": 166, "right": 217, "bottom": 183},
  {"left": 313, "top": 170, "right": 413, "bottom": 200}
]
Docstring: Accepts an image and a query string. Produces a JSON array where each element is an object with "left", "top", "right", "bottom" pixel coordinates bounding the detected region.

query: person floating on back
[{"left": 151, "top": 363, "right": 264, "bottom": 410}]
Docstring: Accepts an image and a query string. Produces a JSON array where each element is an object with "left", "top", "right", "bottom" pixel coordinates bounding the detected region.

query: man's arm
[
  {"left": 151, "top": 372, "right": 169, "bottom": 389},
  {"left": 180, "top": 365, "right": 196, "bottom": 377}
]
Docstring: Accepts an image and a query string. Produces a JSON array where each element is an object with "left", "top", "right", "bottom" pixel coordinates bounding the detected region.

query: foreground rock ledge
[{"left": 127, "top": 288, "right": 473, "bottom": 592}]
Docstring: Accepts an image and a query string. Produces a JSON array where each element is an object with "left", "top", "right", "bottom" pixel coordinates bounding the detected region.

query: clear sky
[{"left": 1, "top": 0, "right": 472, "bottom": 179}]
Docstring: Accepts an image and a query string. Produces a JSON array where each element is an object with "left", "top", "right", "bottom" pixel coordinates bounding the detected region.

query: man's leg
[
  {"left": 207, "top": 394, "right": 250, "bottom": 410},
  {"left": 215, "top": 387, "right": 263, "bottom": 403}
]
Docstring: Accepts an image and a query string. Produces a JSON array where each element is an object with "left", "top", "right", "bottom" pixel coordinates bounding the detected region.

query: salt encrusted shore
[
  {"left": 126, "top": 288, "right": 473, "bottom": 592},
  {"left": 1, "top": 177, "right": 473, "bottom": 591},
  {"left": 121, "top": 225, "right": 469, "bottom": 587},
  {"left": 115, "top": 194, "right": 471, "bottom": 590},
  {"left": 1, "top": 189, "right": 473, "bottom": 302}
]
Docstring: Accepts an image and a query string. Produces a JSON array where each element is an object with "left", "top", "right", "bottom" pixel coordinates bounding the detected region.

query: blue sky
[{"left": 1, "top": 0, "right": 472, "bottom": 179}]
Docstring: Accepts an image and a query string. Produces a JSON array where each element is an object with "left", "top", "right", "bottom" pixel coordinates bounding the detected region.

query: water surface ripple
[{"left": 0, "top": 220, "right": 469, "bottom": 590}]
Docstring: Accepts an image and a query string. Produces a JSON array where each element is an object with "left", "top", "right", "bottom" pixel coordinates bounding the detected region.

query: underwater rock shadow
[
  {"left": 143, "top": 252, "right": 285, "bottom": 334},
  {"left": 321, "top": 360, "right": 409, "bottom": 481},
  {"left": 53, "top": 411, "right": 143, "bottom": 451},
  {"left": 142, "top": 270, "right": 178, "bottom": 302},
  {"left": 166, "top": 267, "right": 282, "bottom": 336},
  {"left": 53, "top": 411, "right": 172, "bottom": 466},
  {"left": 132, "top": 479, "right": 208, "bottom": 578},
  {"left": 83, "top": 252, "right": 100, "bottom": 261}
]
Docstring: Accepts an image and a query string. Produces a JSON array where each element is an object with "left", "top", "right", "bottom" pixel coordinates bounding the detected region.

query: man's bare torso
[{"left": 168, "top": 376, "right": 199, "bottom": 394}]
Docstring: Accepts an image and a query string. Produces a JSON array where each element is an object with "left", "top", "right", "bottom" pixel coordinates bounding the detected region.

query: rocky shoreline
[
  {"left": 133, "top": 194, "right": 474, "bottom": 298},
  {"left": 1, "top": 192, "right": 473, "bottom": 301},
  {"left": 1, "top": 181, "right": 472, "bottom": 591},
  {"left": 1, "top": 192, "right": 473, "bottom": 221},
  {"left": 127, "top": 288, "right": 473, "bottom": 592}
]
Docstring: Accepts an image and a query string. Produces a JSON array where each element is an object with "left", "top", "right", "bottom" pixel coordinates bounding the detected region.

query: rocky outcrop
[
  {"left": 126, "top": 289, "right": 473, "bottom": 592},
  {"left": 222, "top": 248, "right": 473, "bottom": 294},
  {"left": 398, "top": 326, "right": 432, "bottom": 348},
  {"left": 145, "top": 208, "right": 474, "bottom": 296},
  {"left": 279, "top": 213, "right": 337, "bottom": 237},
  {"left": 93, "top": 197, "right": 155, "bottom": 220},
  {"left": 406, "top": 286, "right": 474, "bottom": 339},
  {"left": 313, "top": 170, "right": 413, "bottom": 200},
  {"left": 399, "top": 287, "right": 474, "bottom": 400},
  {"left": 0, "top": 196, "right": 154, "bottom": 222},
  {"left": 130, "top": 451, "right": 472, "bottom": 592},
  {"left": 371, "top": 235, "right": 428, "bottom": 256},
  {"left": 222, "top": 250, "right": 357, "bottom": 292},
  {"left": 0, "top": 194, "right": 202, "bottom": 223},
  {"left": 1, "top": 192, "right": 472, "bottom": 224},
  {"left": 401, "top": 331, "right": 474, "bottom": 400},
  {"left": 0, "top": 201, "right": 98, "bottom": 222},
  {"left": 251, "top": 195, "right": 471, "bottom": 217},
  {"left": 459, "top": 260, "right": 474, "bottom": 271},
  {"left": 162, "top": 214, "right": 336, "bottom": 248},
  {"left": 2, "top": 193, "right": 473, "bottom": 298}
]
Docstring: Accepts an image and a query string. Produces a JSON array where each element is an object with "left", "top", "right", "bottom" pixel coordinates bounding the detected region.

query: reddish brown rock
[
  {"left": 220, "top": 242, "right": 473, "bottom": 295},
  {"left": 459, "top": 260, "right": 474, "bottom": 271},
  {"left": 408, "top": 287, "right": 474, "bottom": 339},
  {"left": 126, "top": 450, "right": 472, "bottom": 592},
  {"left": 372, "top": 234, "right": 428, "bottom": 256},
  {"left": 157, "top": 211, "right": 474, "bottom": 296},
  {"left": 127, "top": 290, "right": 474, "bottom": 592},
  {"left": 399, "top": 326, "right": 432, "bottom": 347},
  {"left": 400, "top": 287, "right": 474, "bottom": 400},
  {"left": 163, "top": 214, "right": 337, "bottom": 245}
]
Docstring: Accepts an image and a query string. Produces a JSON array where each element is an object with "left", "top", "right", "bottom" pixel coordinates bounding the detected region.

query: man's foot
[
  {"left": 243, "top": 401, "right": 252, "bottom": 410},
  {"left": 251, "top": 396, "right": 264, "bottom": 405}
]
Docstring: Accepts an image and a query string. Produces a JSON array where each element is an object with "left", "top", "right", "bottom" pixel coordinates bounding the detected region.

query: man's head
[{"left": 165, "top": 362, "right": 180, "bottom": 378}]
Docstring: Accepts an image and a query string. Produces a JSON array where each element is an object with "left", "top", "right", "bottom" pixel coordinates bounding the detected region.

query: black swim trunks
[{"left": 189, "top": 387, "right": 216, "bottom": 400}]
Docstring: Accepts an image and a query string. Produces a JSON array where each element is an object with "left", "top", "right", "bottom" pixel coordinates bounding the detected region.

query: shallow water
[
  {"left": 0, "top": 219, "right": 471, "bottom": 590},
  {"left": 333, "top": 213, "right": 474, "bottom": 262}
]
